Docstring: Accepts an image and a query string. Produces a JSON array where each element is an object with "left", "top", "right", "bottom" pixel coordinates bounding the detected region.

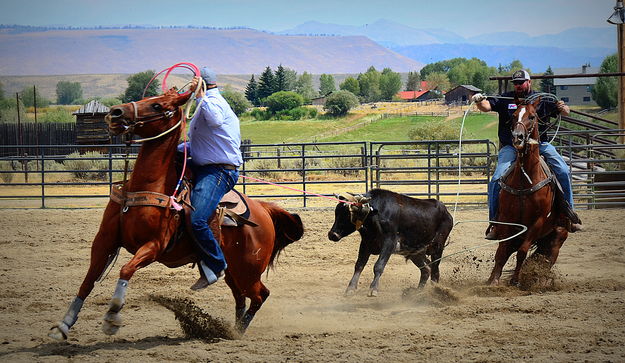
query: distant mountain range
[
  {"left": 280, "top": 19, "right": 616, "bottom": 70},
  {"left": 0, "top": 27, "right": 421, "bottom": 76},
  {"left": 0, "top": 20, "right": 616, "bottom": 79},
  {"left": 279, "top": 20, "right": 615, "bottom": 48}
]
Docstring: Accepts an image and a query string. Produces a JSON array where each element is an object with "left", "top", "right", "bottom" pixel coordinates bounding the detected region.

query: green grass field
[{"left": 241, "top": 112, "right": 500, "bottom": 145}]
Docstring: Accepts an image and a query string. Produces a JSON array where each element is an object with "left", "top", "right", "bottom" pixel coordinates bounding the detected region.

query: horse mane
[{"left": 259, "top": 201, "right": 304, "bottom": 268}]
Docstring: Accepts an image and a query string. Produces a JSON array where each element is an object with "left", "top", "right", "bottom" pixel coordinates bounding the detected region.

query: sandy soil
[{"left": 1, "top": 207, "right": 624, "bottom": 362}]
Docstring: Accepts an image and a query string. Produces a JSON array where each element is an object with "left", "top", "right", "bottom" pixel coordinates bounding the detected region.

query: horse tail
[{"left": 261, "top": 202, "right": 304, "bottom": 268}]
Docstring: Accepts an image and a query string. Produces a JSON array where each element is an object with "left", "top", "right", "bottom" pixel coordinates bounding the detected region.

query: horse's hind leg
[
  {"left": 102, "top": 240, "right": 160, "bottom": 336},
  {"left": 547, "top": 227, "right": 568, "bottom": 265},
  {"left": 237, "top": 281, "right": 270, "bottom": 333},
  {"left": 49, "top": 208, "right": 120, "bottom": 341},
  {"left": 224, "top": 273, "right": 246, "bottom": 324}
]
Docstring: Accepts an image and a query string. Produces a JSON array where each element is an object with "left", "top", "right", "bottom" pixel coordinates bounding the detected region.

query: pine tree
[
  {"left": 257, "top": 66, "right": 276, "bottom": 101},
  {"left": 245, "top": 75, "right": 260, "bottom": 106},
  {"left": 540, "top": 66, "right": 555, "bottom": 94},
  {"left": 275, "top": 64, "right": 288, "bottom": 92},
  {"left": 319, "top": 74, "right": 336, "bottom": 96},
  {"left": 405, "top": 71, "right": 420, "bottom": 91}
]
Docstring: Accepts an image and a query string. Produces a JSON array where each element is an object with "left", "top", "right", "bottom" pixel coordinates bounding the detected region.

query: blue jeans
[
  {"left": 190, "top": 164, "right": 239, "bottom": 274},
  {"left": 488, "top": 143, "right": 574, "bottom": 220}
]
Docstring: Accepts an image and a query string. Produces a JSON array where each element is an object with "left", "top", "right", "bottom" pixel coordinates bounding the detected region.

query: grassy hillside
[
  {"left": 0, "top": 74, "right": 250, "bottom": 101},
  {"left": 241, "top": 112, "right": 499, "bottom": 144}
]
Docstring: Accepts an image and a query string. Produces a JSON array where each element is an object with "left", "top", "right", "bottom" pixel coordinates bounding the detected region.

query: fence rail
[{"left": 1, "top": 134, "right": 623, "bottom": 209}]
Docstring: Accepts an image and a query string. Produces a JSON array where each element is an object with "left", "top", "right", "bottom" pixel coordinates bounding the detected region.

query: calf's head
[{"left": 327, "top": 193, "right": 373, "bottom": 242}]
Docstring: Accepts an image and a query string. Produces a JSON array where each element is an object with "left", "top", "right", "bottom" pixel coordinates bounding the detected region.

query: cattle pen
[{"left": 1, "top": 127, "right": 624, "bottom": 209}]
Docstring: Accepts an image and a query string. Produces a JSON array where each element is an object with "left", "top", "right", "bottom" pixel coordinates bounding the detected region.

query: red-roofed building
[
  {"left": 397, "top": 89, "right": 441, "bottom": 102},
  {"left": 397, "top": 81, "right": 438, "bottom": 101}
]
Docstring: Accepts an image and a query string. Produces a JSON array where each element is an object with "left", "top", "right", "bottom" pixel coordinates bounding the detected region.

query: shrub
[
  {"left": 0, "top": 161, "right": 14, "bottom": 183},
  {"left": 243, "top": 158, "right": 281, "bottom": 179},
  {"left": 324, "top": 90, "right": 359, "bottom": 116},
  {"left": 63, "top": 151, "right": 108, "bottom": 180},
  {"left": 222, "top": 89, "right": 252, "bottom": 116},
  {"left": 408, "top": 120, "right": 461, "bottom": 141},
  {"left": 249, "top": 108, "right": 272, "bottom": 120},
  {"left": 323, "top": 156, "right": 363, "bottom": 176},
  {"left": 100, "top": 97, "right": 123, "bottom": 107},
  {"left": 265, "top": 91, "right": 304, "bottom": 114},
  {"left": 41, "top": 107, "right": 74, "bottom": 123}
]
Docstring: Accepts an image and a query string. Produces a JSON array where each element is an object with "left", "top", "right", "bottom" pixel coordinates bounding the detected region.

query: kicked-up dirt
[{"left": 0, "top": 207, "right": 624, "bottom": 362}]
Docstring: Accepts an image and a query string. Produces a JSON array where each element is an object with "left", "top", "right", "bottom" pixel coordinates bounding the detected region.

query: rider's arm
[
  {"left": 475, "top": 99, "right": 492, "bottom": 112},
  {"left": 556, "top": 100, "right": 570, "bottom": 117},
  {"left": 472, "top": 93, "right": 493, "bottom": 112}
]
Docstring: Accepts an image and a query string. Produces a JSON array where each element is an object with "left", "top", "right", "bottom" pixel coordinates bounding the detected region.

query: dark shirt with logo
[{"left": 488, "top": 90, "right": 559, "bottom": 146}]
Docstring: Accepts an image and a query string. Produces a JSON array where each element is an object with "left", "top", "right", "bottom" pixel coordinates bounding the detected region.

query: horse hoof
[
  {"left": 102, "top": 312, "right": 122, "bottom": 335},
  {"left": 344, "top": 288, "right": 356, "bottom": 296},
  {"left": 488, "top": 279, "right": 500, "bottom": 286},
  {"left": 48, "top": 325, "right": 67, "bottom": 341},
  {"left": 367, "top": 289, "right": 378, "bottom": 297}
]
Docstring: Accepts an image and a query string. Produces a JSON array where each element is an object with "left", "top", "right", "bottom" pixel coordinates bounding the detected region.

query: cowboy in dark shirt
[{"left": 473, "top": 69, "right": 582, "bottom": 239}]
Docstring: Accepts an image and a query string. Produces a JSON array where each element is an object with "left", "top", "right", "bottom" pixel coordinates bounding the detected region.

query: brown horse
[
  {"left": 49, "top": 89, "right": 304, "bottom": 340},
  {"left": 487, "top": 97, "right": 570, "bottom": 285}
]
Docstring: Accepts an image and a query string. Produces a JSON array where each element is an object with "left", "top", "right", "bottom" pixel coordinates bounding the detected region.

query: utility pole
[
  {"left": 619, "top": 19, "right": 625, "bottom": 143},
  {"left": 608, "top": 0, "right": 625, "bottom": 143}
]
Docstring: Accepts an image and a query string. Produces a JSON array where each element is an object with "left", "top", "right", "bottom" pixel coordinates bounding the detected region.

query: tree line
[{"left": 0, "top": 53, "right": 618, "bottom": 124}]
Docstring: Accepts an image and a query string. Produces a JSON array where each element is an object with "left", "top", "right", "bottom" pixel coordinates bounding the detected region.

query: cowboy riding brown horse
[
  {"left": 487, "top": 96, "right": 576, "bottom": 286},
  {"left": 49, "top": 88, "right": 304, "bottom": 340}
]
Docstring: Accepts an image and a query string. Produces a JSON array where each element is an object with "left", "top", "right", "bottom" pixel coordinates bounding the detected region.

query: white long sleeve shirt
[{"left": 185, "top": 88, "right": 242, "bottom": 167}]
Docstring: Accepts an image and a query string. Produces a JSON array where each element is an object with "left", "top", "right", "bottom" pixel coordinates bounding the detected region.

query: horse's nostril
[{"left": 110, "top": 108, "right": 124, "bottom": 118}]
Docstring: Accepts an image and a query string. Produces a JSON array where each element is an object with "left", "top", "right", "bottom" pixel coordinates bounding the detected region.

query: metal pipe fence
[{"left": 0, "top": 135, "right": 623, "bottom": 209}]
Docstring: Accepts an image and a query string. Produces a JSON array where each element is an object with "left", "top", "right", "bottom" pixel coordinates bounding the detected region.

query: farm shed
[
  {"left": 311, "top": 94, "right": 329, "bottom": 106},
  {"left": 445, "top": 85, "right": 482, "bottom": 104},
  {"left": 73, "top": 100, "right": 110, "bottom": 146}
]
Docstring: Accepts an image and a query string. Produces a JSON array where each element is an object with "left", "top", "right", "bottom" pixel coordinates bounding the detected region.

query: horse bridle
[
  {"left": 512, "top": 103, "right": 540, "bottom": 151},
  {"left": 123, "top": 101, "right": 178, "bottom": 130},
  {"left": 110, "top": 101, "right": 183, "bottom": 144}
]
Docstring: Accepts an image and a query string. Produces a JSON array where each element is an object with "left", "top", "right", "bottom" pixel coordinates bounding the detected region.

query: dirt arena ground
[{"left": 1, "top": 207, "right": 624, "bottom": 362}]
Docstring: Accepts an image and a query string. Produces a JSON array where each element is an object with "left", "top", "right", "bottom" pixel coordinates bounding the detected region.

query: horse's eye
[
  {"left": 529, "top": 116, "right": 535, "bottom": 121},
  {"left": 152, "top": 104, "right": 162, "bottom": 111}
]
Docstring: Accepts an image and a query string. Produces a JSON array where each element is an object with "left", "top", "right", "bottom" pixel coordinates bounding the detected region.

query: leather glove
[{"left": 471, "top": 93, "right": 486, "bottom": 103}]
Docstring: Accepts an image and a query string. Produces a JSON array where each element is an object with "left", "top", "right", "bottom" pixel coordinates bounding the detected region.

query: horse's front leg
[
  {"left": 510, "top": 238, "right": 534, "bottom": 286},
  {"left": 49, "top": 206, "right": 120, "bottom": 341},
  {"left": 487, "top": 241, "right": 516, "bottom": 285},
  {"left": 102, "top": 240, "right": 161, "bottom": 336}
]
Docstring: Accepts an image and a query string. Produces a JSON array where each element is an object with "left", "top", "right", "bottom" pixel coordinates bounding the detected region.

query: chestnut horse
[
  {"left": 49, "top": 89, "right": 304, "bottom": 340},
  {"left": 487, "top": 97, "right": 571, "bottom": 285}
]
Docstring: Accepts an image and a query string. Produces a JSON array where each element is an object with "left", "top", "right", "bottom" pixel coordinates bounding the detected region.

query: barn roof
[
  {"left": 397, "top": 90, "right": 429, "bottom": 100},
  {"left": 73, "top": 100, "right": 110, "bottom": 115},
  {"left": 446, "top": 85, "right": 482, "bottom": 93}
]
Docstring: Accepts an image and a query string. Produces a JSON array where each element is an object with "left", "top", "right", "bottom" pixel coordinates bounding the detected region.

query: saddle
[
  {"left": 498, "top": 156, "right": 581, "bottom": 225},
  {"left": 109, "top": 180, "right": 257, "bottom": 228}
]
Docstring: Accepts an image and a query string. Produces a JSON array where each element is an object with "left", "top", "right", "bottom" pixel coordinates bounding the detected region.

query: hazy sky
[{"left": 0, "top": 0, "right": 617, "bottom": 37}]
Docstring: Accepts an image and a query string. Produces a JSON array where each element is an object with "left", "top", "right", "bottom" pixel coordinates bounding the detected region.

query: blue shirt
[
  {"left": 183, "top": 88, "right": 242, "bottom": 167},
  {"left": 489, "top": 90, "right": 559, "bottom": 146}
]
